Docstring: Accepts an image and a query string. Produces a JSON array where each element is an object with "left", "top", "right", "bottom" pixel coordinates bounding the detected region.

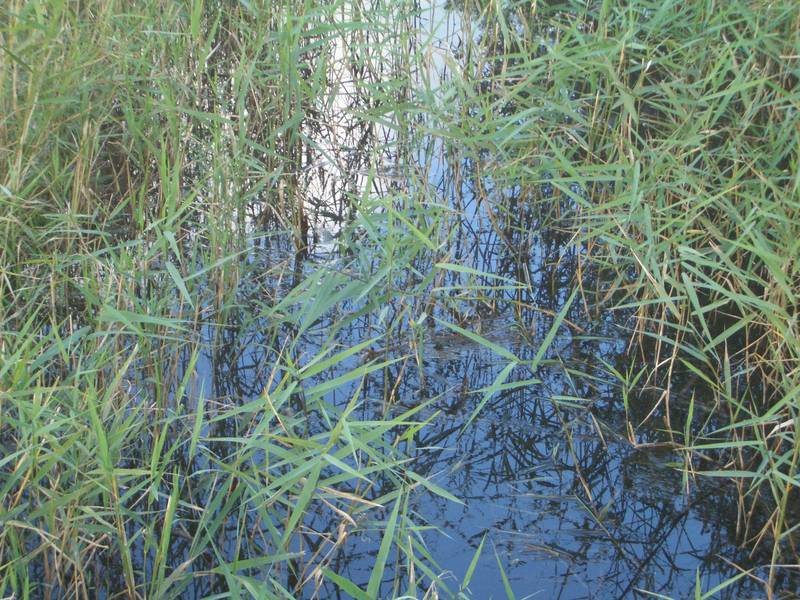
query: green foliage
[{"left": 1, "top": 0, "right": 798, "bottom": 598}]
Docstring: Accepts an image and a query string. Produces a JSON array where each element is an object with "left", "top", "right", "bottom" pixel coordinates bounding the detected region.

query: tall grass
[
  {"left": 1, "top": 0, "right": 799, "bottom": 598},
  {"left": 0, "top": 1, "right": 467, "bottom": 596},
  {"left": 436, "top": 0, "right": 799, "bottom": 593}
]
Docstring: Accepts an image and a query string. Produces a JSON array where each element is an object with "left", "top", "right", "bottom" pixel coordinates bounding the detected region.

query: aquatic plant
[{"left": 1, "top": 0, "right": 798, "bottom": 598}]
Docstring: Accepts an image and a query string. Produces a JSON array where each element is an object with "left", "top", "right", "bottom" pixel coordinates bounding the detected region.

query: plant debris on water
[{"left": 1, "top": 0, "right": 799, "bottom": 598}]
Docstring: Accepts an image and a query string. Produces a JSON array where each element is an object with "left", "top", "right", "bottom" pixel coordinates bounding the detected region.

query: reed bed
[
  {"left": 1, "top": 0, "right": 798, "bottom": 598},
  {"left": 451, "top": 3, "right": 800, "bottom": 593}
]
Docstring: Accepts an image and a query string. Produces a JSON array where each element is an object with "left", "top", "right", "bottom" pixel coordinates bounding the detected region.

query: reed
[
  {"left": 1, "top": 0, "right": 798, "bottom": 598},
  {"left": 445, "top": 1, "right": 800, "bottom": 593}
]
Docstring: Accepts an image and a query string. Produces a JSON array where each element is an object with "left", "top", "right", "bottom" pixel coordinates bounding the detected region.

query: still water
[
  {"left": 175, "top": 1, "right": 797, "bottom": 597},
  {"left": 62, "top": 1, "right": 800, "bottom": 597}
]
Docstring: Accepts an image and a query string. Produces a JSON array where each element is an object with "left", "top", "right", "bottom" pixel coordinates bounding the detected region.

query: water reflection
[
  {"left": 18, "top": 0, "right": 798, "bottom": 598},
  {"left": 195, "top": 268, "right": 794, "bottom": 598},
  {"left": 172, "top": 0, "right": 798, "bottom": 595}
]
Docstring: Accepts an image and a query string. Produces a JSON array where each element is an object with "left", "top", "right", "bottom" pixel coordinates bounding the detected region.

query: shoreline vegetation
[{"left": 1, "top": 0, "right": 798, "bottom": 598}]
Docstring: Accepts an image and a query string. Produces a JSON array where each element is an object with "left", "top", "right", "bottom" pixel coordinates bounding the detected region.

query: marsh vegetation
[{"left": 1, "top": 0, "right": 799, "bottom": 598}]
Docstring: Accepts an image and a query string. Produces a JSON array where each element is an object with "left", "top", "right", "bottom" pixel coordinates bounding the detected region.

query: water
[
  {"left": 21, "top": 1, "right": 800, "bottom": 598},
  {"left": 228, "top": 3, "right": 796, "bottom": 596},
  {"left": 153, "top": 1, "right": 798, "bottom": 596},
  {"left": 183, "top": 250, "right": 788, "bottom": 599}
]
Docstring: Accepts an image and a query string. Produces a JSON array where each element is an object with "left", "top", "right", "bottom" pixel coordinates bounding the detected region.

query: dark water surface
[
  {"left": 166, "top": 2, "right": 799, "bottom": 598},
  {"left": 184, "top": 239, "right": 787, "bottom": 599},
  {"left": 60, "top": 1, "right": 798, "bottom": 598}
]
